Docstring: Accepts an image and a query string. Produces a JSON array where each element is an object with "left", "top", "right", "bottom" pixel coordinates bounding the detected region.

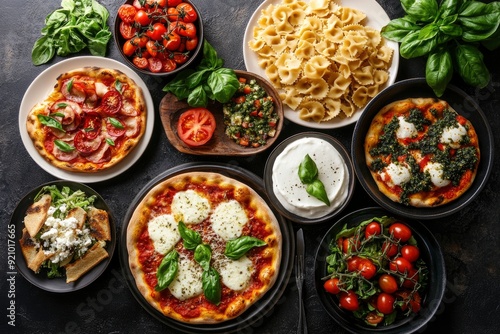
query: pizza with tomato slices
[
  {"left": 26, "top": 66, "right": 147, "bottom": 172},
  {"left": 126, "top": 172, "right": 282, "bottom": 324},
  {"left": 364, "top": 98, "right": 480, "bottom": 207}
]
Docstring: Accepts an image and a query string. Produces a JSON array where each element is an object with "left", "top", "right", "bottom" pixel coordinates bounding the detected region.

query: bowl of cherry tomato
[
  {"left": 314, "top": 207, "right": 446, "bottom": 334},
  {"left": 114, "top": 0, "right": 203, "bottom": 76}
]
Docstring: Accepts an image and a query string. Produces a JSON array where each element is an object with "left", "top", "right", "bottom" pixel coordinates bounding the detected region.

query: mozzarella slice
[
  {"left": 216, "top": 255, "right": 253, "bottom": 291},
  {"left": 148, "top": 214, "right": 180, "bottom": 255},
  {"left": 171, "top": 190, "right": 211, "bottom": 224},
  {"left": 95, "top": 82, "right": 109, "bottom": 97},
  {"left": 381, "top": 163, "right": 411, "bottom": 186},
  {"left": 211, "top": 200, "right": 248, "bottom": 241},
  {"left": 396, "top": 116, "right": 418, "bottom": 139},
  {"left": 440, "top": 124, "right": 466, "bottom": 149},
  {"left": 168, "top": 254, "right": 203, "bottom": 300},
  {"left": 424, "top": 162, "right": 450, "bottom": 188}
]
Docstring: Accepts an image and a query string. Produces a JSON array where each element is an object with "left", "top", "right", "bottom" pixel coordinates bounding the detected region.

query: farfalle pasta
[{"left": 249, "top": 0, "right": 393, "bottom": 122}]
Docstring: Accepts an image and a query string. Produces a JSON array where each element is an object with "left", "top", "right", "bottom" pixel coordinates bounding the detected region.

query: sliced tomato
[
  {"left": 106, "top": 117, "right": 126, "bottom": 137},
  {"left": 120, "top": 21, "right": 138, "bottom": 39},
  {"left": 82, "top": 112, "right": 102, "bottom": 139},
  {"left": 148, "top": 57, "right": 163, "bottom": 73},
  {"left": 118, "top": 4, "right": 137, "bottom": 24},
  {"left": 61, "top": 79, "right": 86, "bottom": 103},
  {"left": 133, "top": 56, "right": 149, "bottom": 69},
  {"left": 177, "top": 108, "right": 216, "bottom": 146},
  {"left": 74, "top": 131, "right": 103, "bottom": 154},
  {"left": 101, "top": 90, "right": 123, "bottom": 115}
]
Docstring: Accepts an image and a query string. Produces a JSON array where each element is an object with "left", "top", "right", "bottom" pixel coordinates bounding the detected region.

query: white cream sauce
[{"left": 272, "top": 137, "right": 349, "bottom": 218}]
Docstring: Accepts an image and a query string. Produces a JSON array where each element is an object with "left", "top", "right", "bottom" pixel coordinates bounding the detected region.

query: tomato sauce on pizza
[
  {"left": 126, "top": 172, "right": 282, "bottom": 324},
  {"left": 364, "top": 98, "right": 480, "bottom": 207}
]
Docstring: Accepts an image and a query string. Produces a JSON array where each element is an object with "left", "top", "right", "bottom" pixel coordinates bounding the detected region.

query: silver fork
[{"left": 296, "top": 229, "right": 308, "bottom": 334}]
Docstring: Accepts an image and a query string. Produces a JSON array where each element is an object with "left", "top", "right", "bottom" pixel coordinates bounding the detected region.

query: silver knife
[{"left": 296, "top": 228, "right": 308, "bottom": 334}]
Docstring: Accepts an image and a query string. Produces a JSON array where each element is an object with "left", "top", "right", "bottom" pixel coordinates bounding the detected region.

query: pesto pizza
[
  {"left": 364, "top": 98, "right": 480, "bottom": 207},
  {"left": 126, "top": 172, "right": 282, "bottom": 324}
]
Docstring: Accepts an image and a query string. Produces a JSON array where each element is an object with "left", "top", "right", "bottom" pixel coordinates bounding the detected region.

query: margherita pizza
[
  {"left": 26, "top": 66, "right": 147, "bottom": 172},
  {"left": 365, "top": 98, "right": 480, "bottom": 207},
  {"left": 126, "top": 172, "right": 282, "bottom": 324}
]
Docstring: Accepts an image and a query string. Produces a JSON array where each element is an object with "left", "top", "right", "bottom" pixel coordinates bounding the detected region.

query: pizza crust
[
  {"left": 126, "top": 172, "right": 282, "bottom": 324},
  {"left": 26, "top": 67, "right": 147, "bottom": 173},
  {"left": 365, "top": 98, "right": 480, "bottom": 207}
]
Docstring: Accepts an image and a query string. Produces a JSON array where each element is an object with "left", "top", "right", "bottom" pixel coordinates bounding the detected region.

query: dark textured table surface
[{"left": 1, "top": 0, "right": 499, "bottom": 333}]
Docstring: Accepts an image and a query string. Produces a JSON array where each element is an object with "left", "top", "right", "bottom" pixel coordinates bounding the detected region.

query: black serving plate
[
  {"left": 119, "top": 162, "right": 294, "bottom": 333},
  {"left": 314, "top": 207, "right": 446, "bottom": 334},
  {"left": 352, "top": 78, "right": 494, "bottom": 219},
  {"left": 13, "top": 180, "right": 117, "bottom": 293}
]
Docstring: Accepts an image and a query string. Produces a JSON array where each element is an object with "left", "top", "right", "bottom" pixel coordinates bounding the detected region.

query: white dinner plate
[
  {"left": 243, "top": 0, "right": 400, "bottom": 129},
  {"left": 19, "top": 56, "right": 154, "bottom": 183}
]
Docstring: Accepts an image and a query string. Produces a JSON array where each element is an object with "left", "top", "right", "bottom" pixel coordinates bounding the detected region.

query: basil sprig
[
  {"left": 178, "top": 222, "right": 222, "bottom": 304},
  {"left": 163, "top": 41, "right": 239, "bottom": 107},
  {"left": 155, "top": 250, "right": 179, "bottom": 291},
  {"left": 381, "top": 0, "right": 500, "bottom": 96},
  {"left": 37, "top": 115, "right": 65, "bottom": 132},
  {"left": 54, "top": 139, "right": 75, "bottom": 152},
  {"left": 298, "top": 154, "right": 330, "bottom": 206},
  {"left": 224, "top": 236, "right": 267, "bottom": 260}
]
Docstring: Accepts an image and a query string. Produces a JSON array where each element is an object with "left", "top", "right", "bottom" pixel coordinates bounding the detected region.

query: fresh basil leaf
[
  {"left": 54, "top": 140, "right": 75, "bottom": 152},
  {"left": 400, "top": 30, "right": 438, "bottom": 58},
  {"left": 298, "top": 154, "right": 319, "bottom": 184},
  {"left": 50, "top": 112, "right": 65, "bottom": 117},
  {"left": 108, "top": 117, "right": 124, "bottom": 129},
  {"left": 202, "top": 267, "right": 221, "bottom": 305},
  {"left": 418, "top": 23, "right": 439, "bottom": 40},
  {"left": 306, "top": 179, "right": 330, "bottom": 206},
  {"left": 199, "top": 40, "right": 223, "bottom": 70},
  {"left": 381, "top": 17, "right": 421, "bottom": 42},
  {"left": 91, "top": 0, "right": 109, "bottom": 25},
  {"left": 454, "top": 44, "right": 490, "bottom": 88},
  {"left": 87, "top": 29, "right": 112, "bottom": 56},
  {"left": 162, "top": 70, "right": 195, "bottom": 99},
  {"left": 426, "top": 49, "right": 453, "bottom": 97},
  {"left": 187, "top": 85, "right": 209, "bottom": 107},
  {"left": 114, "top": 80, "right": 123, "bottom": 94},
  {"left": 401, "top": 0, "right": 439, "bottom": 22},
  {"left": 458, "top": 2, "right": 500, "bottom": 41},
  {"left": 37, "top": 115, "right": 64, "bottom": 132},
  {"left": 224, "top": 236, "right": 267, "bottom": 260},
  {"left": 32, "top": 35, "right": 55, "bottom": 66},
  {"left": 207, "top": 68, "right": 239, "bottom": 103},
  {"left": 185, "top": 69, "right": 209, "bottom": 89},
  {"left": 194, "top": 244, "right": 212, "bottom": 271},
  {"left": 155, "top": 250, "right": 179, "bottom": 291},
  {"left": 178, "top": 221, "right": 202, "bottom": 250},
  {"left": 439, "top": 24, "right": 463, "bottom": 37},
  {"left": 105, "top": 138, "right": 115, "bottom": 146},
  {"left": 436, "top": 0, "right": 459, "bottom": 19}
]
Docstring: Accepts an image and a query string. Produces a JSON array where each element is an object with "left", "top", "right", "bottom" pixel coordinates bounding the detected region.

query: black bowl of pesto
[{"left": 351, "top": 78, "right": 494, "bottom": 220}]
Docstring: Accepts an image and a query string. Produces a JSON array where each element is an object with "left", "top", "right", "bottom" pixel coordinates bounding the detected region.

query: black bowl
[
  {"left": 352, "top": 78, "right": 494, "bottom": 219},
  {"left": 114, "top": 0, "right": 204, "bottom": 77},
  {"left": 314, "top": 207, "right": 446, "bottom": 334},
  {"left": 264, "top": 132, "right": 355, "bottom": 224}
]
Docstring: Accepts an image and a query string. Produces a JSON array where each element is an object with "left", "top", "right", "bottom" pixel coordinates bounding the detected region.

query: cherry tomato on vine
[
  {"left": 347, "top": 256, "right": 362, "bottom": 272},
  {"left": 185, "top": 36, "right": 198, "bottom": 51},
  {"left": 146, "top": 40, "right": 159, "bottom": 57},
  {"left": 177, "top": 3, "right": 197, "bottom": 23},
  {"left": 134, "top": 9, "right": 151, "bottom": 26},
  {"left": 162, "top": 32, "right": 181, "bottom": 51},
  {"left": 382, "top": 241, "right": 398, "bottom": 257},
  {"left": 390, "top": 257, "right": 413, "bottom": 274},
  {"left": 365, "top": 221, "right": 381, "bottom": 239},
  {"left": 167, "top": 7, "right": 180, "bottom": 21},
  {"left": 122, "top": 40, "right": 137, "bottom": 57},
  {"left": 118, "top": 4, "right": 137, "bottom": 24},
  {"left": 402, "top": 268, "right": 419, "bottom": 288},
  {"left": 167, "top": 0, "right": 182, "bottom": 6},
  {"left": 119, "top": 21, "right": 138, "bottom": 39},
  {"left": 366, "top": 312, "right": 384, "bottom": 325},
  {"left": 401, "top": 245, "right": 420, "bottom": 263},
  {"left": 342, "top": 236, "right": 361, "bottom": 254},
  {"left": 377, "top": 293, "right": 395, "bottom": 315},
  {"left": 339, "top": 290, "right": 359, "bottom": 311},
  {"left": 173, "top": 52, "right": 189, "bottom": 64},
  {"left": 177, "top": 22, "right": 197, "bottom": 38},
  {"left": 379, "top": 274, "right": 398, "bottom": 294},
  {"left": 146, "top": 22, "right": 167, "bottom": 41},
  {"left": 389, "top": 223, "right": 412, "bottom": 242},
  {"left": 324, "top": 277, "right": 341, "bottom": 295},
  {"left": 358, "top": 258, "right": 377, "bottom": 280}
]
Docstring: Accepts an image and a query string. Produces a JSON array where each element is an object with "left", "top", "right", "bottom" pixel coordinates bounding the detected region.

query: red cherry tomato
[
  {"left": 339, "top": 290, "right": 359, "bottom": 311},
  {"left": 401, "top": 245, "right": 420, "bottom": 262},
  {"left": 167, "top": 0, "right": 182, "bottom": 6},
  {"left": 390, "top": 257, "right": 413, "bottom": 274},
  {"left": 162, "top": 58, "right": 177, "bottom": 72},
  {"left": 389, "top": 223, "right": 412, "bottom": 242},
  {"left": 377, "top": 293, "right": 395, "bottom": 315},
  {"left": 167, "top": 7, "right": 180, "bottom": 21},
  {"left": 378, "top": 274, "right": 398, "bottom": 294},
  {"left": 364, "top": 221, "right": 381, "bottom": 239},
  {"left": 342, "top": 236, "right": 361, "bottom": 254},
  {"left": 323, "top": 278, "right": 341, "bottom": 295},
  {"left": 146, "top": 40, "right": 159, "bottom": 57},
  {"left": 101, "top": 90, "right": 122, "bottom": 115},
  {"left": 119, "top": 21, "right": 138, "bottom": 39},
  {"left": 134, "top": 9, "right": 151, "bottom": 26},
  {"left": 148, "top": 57, "right": 163, "bottom": 73},
  {"left": 185, "top": 36, "right": 199, "bottom": 51},
  {"left": 177, "top": 108, "right": 216, "bottom": 146},
  {"left": 358, "top": 258, "right": 377, "bottom": 280},
  {"left": 382, "top": 241, "right": 398, "bottom": 258},
  {"left": 176, "top": 3, "right": 198, "bottom": 23},
  {"left": 131, "top": 35, "right": 149, "bottom": 48},
  {"left": 173, "top": 52, "right": 189, "bottom": 65},
  {"left": 132, "top": 56, "right": 149, "bottom": 69},
  {"left": 162, "top": 32, "right": 181, "bottom": 51},
  {"left": 177, "top": 22, "right": 197, "bottom": 38},
  {"left": 402, "top": 268, "right": 419, "bottom": 288},
  {"left": 146, "top": 22, "right": 167, "bottom": 41},
  {"left": 346, "top": 255, "right": 361, "bottom": 272},
  {"left": 122, "top": 40, "right": 137, "bottom": 57},
  {"left": 118, "top": 4, "right": 137, "bottom": 24}
]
